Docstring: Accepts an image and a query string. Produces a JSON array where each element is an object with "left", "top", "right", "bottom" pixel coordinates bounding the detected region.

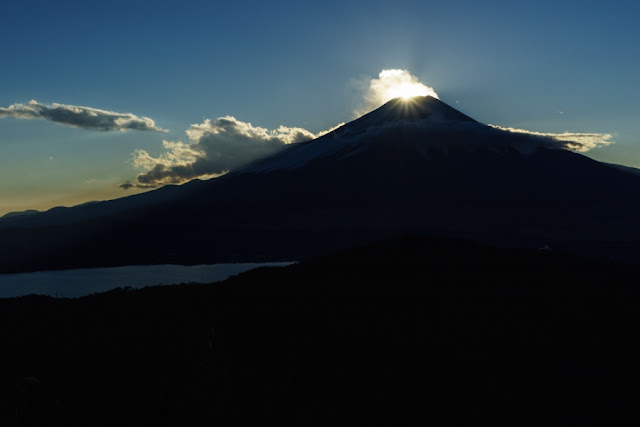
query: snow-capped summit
[
  {"left": 238, "top": 96, "right": 484, "bottom": 173},
  {"left": 238, "top": 96, "right": 556, "bottom": 174}
]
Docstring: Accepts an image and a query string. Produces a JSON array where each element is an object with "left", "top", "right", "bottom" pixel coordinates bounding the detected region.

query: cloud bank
[
  {"left": 0, "top": 100, "right": 166, "bottom": 132},
  {"left": 489, "top": 125, "right": 614, "bottom": 152},
  {"left": 355, "top": 69, "right": 439, "bottom": 117},
  {"left": 122, "top": 116, "right": 342, "bottom": 188}
]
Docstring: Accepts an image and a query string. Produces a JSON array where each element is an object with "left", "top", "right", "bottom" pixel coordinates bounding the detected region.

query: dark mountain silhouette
[
  {"left": 2, "top": 236, "right": 640, "bottom": 425},
  {"left": 2, "top": 96, "right": 640, "bottom": 273},
  {"left": 0, "top": 209, "right": 40, "bottom": 219},
  {"left": 3, "top": 97, "right": 640, "bottom": 425}
]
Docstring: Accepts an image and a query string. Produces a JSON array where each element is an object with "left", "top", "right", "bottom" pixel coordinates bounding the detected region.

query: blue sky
[{"left": 1, "top": 0, "right": 639, "bottom": 215}]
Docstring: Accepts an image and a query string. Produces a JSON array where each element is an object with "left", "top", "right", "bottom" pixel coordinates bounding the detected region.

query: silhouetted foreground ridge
[{"left": 2, "top": 236, "right": 640, "bottom": 425}]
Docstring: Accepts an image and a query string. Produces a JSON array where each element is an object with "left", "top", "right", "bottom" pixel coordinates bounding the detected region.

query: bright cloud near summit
[{"left": 355, "top": 69, "right": 439, "bottom": 117}]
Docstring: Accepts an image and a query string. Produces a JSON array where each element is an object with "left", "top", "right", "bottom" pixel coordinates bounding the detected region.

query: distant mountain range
[
  {"left": 1, "top": 209, "right": 40, "bottom": 219},
  {"left": 2, "top": 96, "right": 640, "bottom": 273}
]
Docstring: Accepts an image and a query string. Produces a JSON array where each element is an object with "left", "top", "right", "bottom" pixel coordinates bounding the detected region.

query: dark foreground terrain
[{"left": 2, "top": 236, "right": 640, "bottom": 426}]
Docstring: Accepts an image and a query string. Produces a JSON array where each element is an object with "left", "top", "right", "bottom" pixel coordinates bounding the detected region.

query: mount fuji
[{"left": 2, "top": 96, "right": 640, "bottom": 273}]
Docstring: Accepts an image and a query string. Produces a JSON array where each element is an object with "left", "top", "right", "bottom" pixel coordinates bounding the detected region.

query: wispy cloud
[
  {"left": 488, "top": 125, "right": 614, "bottom": 152},
  {"left": 121, "top": 116, "right": 342, "bottom": 189},
  {"left": 0, "top": 100, "right": 166, "bottom": 132}
]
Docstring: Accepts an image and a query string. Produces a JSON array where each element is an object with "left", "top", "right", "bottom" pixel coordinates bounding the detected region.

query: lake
[{"left": 0, "top": 262, "right": 293, "bottom": 298}]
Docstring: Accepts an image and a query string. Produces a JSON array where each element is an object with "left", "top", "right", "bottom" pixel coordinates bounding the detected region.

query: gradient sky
[{"left": 1, "top": 0, "right": 639, "bottom": 215}]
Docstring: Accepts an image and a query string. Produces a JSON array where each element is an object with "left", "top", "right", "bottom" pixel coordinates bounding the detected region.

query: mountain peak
[
  {"left": 375, "top": 96, "right": 476, "bottom": 123},
  {"left": 237, "top": 96, "right": 482, "bottom": 174},
  {"left": 333, "top": 96, "right": 477, "bottom": 139}
]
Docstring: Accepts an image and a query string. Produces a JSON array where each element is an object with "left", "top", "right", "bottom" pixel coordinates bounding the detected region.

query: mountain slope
[{"left": 1, "top": 96, "right": 640, "bottom": 273}]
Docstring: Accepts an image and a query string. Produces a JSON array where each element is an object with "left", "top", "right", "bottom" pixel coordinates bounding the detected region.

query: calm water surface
[{"left": 0, "top": 263, "right": 293, "bottom": 298}]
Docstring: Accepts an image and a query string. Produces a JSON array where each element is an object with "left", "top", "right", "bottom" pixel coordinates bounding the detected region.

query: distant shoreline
[{"left": 0, "top": 262, "right": 294, "bottom": 299}]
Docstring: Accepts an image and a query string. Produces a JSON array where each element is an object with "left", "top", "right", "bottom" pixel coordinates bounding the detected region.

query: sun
[
  {"left": 375, "top": 70, "right": 439, "bottom": 102},
  {"left": 356, "top": 69, "right": 440, "bottom": 116},
  {"left": 386, "top": 82, "right": 428, "bottom": 100}
]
